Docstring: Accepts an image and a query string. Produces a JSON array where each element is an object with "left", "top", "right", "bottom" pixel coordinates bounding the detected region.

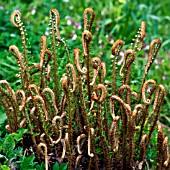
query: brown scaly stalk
[
  {"left": 138, "top": 79, "right": 157, "bottom": 143},
  {"left": 119, "top": 49, "right": 135, "bottom": 85},
  {"left": 82, "top": 30, "right": 92, "bottom": 108},
  {"left": 41, "top": 88, "right": 58, "bottom": 120},
  {"left": 156, "top": 125, "right": 164, "bottom": 168},
  {"left": 49, "top": 9, "right": 60, "bottom": 108},
  {"left": 39, "top": 36, "right": 52, "bottom": 89},
  {"left": 74, "top": 48, "right": 88, "bottom": 131},
  {"left": 148, "top": 85, "right": 166, "bottom": 140},
  {"left": 139, "top": 38, "right": 162, "bottom": 102},
  {"left": 132, "top": 21, "right": 146, "bottom": 52},
  {"left": 38, "top": 143, "right": 49, "bottom": 170},
  {"left": 162, "top": 137, "right": 169, "bottom": 168},
  {"left": 111, "top": 40, "right": 124, "bottom": 95},
  {"left": 9, "top": 45, "right": 29, "bottom": 89},
  {"left": 110, "top": 95, "right": 131, "bottom": 169},
  {"left": 90, "top": 57, "right": 101, "bottom": 86},
  {"left": 118, "top": 84, "right": 133, "bottom": 105},
  {"left": 0, "top": 80, "right": 19, "bottom": 132},
  {"left": 139, "top": 134, "right": 148, "bottom": 167},
  {"left": 96, "top": 84, "right": 110, "bottom": 169}
]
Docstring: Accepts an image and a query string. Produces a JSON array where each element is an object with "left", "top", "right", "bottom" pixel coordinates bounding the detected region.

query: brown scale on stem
[{"left": 119, "top": 49, "right": 135, "bottom": 85}]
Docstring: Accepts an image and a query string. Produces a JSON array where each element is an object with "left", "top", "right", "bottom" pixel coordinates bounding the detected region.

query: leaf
[
  {"left": 2, "top": 135, "right": 15, "bottom": 157},
  {"left": 11, "top": 128, "right": 28, "bottom": 141},
  {"left": 96, "top": 148, "right": 103, "bottom": 154},
  {"left": 52, "top": 162, "right": 59, "bottom": 170},
  {"left": 35, "top": 162, "right": 45, "bottom": 170},
  {"left": 0, "top": 113, "right": 7, "bottom": 125},
  {"left": 20, "top": 155, "right": 37, "bottom": 170},
  {"left": 0, "top": 165, "right": 10, "bottom": 170},
  {"left": 59, "top": 163, "right": 68, "bottom": 170}
]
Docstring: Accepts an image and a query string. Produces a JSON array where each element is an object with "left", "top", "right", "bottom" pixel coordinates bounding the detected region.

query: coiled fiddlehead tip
[
  {"left": 10, "top": 11, "right": 21, "bottom": 27},
  {"left": 84, "top": 8, "right": 95, "bottom": 31},
  {"left": 82, "top": 30, "right": 92, "bottom": 42},
  {"left": 50, "top": 8, "right": 60, "bottom": 26},
  {"left": 111, "top": 39, "right": 124, "bottom": 56},
  {"left": 74, "top": 48, "right": 87, "bottom": 74}
]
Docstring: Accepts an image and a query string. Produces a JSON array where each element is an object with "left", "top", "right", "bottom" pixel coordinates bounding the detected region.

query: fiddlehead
[
  {"left": 9, "top": 45, "right": 29, "bottom": 89},
  {"left": 144, "top": 39, "right": 162, "bottom": 78},
  {"left": 10, "top": 11, "right": 29, "bottom": 67},
  {"left": 74, "top": 48, "right": 87, "bottom": 74},
  {"left": 77, "top": 134, "right": 86, "bottom": 154},
  {"left": 148, "top": 85, "right": 166, "bottom": 139},
  {"left": 38, "top": 143, "right": 48, "bottom": 170},
  {"left": 90, "top": 57, "right": 101, "bottom": 86},
  {"left": 111, "top": 40, "right": 124, "bottom": 95},
  {"left": 119, "top": 49, "right": 135, "bottom": 85},
  {"left": 141, "top": 79, "right": 157, "bottom": 105},
  {"left": 52, "top": 115, "right": 63, "bottom": 144},
  {"left": 84, "top": 8, "right": 95, "bottom": 32},
  {"left": 42, "top": 88, "right": 58, "bottom": 119},
  {"left": 132, "top": 21, "right": 146, "bottom": 52}
]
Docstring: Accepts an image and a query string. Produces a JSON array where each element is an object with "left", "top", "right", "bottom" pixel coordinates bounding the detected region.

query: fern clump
[{"left": 0, "top": 8, "right": 169, "bottom": 170}]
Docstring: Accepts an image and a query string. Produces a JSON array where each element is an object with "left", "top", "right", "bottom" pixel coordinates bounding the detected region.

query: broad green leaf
[
  {"left": 2, "top": 135, "right": 15, "bottom": 156},
  {"left": 0, "top": 165, "right": 10, "bottom": 170},
  {"left": 59, "top": 163, "right": 68, "bottom": 170},
  {"left": 20, "top": 155, "right": 37, "bottom": 170},
  {"left": 96, "top": 148, "right": 103, "bottom": 154},
  {"left": 11, "top": 128, "right": 28, "bottom": 141},
  {"left": 35, "top": 162, "right": 45, "bottom": 170},
  {"left": 52, "top": 162, "right": 59, "bottom": 170}
]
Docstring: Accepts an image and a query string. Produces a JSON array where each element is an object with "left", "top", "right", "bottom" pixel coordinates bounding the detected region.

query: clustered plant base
[{"left": 0, "top": 8, "right": 169, "bottom": 170}]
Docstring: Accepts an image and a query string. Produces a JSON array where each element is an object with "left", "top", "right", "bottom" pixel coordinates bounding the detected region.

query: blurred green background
[{"left": 0, "top": 0, "right": 170, "bottom": 127}]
